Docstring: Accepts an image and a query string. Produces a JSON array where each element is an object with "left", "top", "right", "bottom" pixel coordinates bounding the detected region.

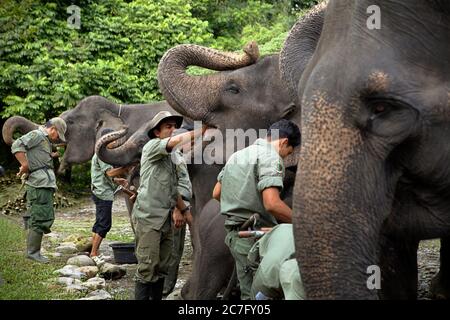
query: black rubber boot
[
  {"left": 135, "top": 281, "right": 152, "bottom": 300},
  {"left": 152, "top": 278, "right": 165, "bottom": 301},
  {"left": 26, "top": 229, "right": 49, "bottom": 263}
]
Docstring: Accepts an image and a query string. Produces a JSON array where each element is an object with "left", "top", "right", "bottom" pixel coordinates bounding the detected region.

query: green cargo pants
[
  {"left": 134, "top": 216, "right": 173, "bottom": 284},
  {"left": 26, "top": 186, "right": 55, "bottom": 234},
  {"left": 225, "top": 226, "right": 256, "bottom": 300},
  {"left": 164, "top": 224, "right": 186, "bottom": 294}
]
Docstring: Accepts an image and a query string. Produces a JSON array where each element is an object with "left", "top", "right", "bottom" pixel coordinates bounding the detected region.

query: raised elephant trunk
[
  {"left": 157, "top": 42, "right": 260, "bottom": 121},
  {"left": 95, "top": 128, "right": 141, "bottom": 166},
  {"left": 2, "top": 116, "right": 39, "bottom": 145},
  {"left": 294, "top": 96, "right": 394, "bottom": 299}
]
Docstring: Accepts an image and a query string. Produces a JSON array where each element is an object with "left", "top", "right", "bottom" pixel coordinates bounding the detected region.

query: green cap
[{"left": 49, "top": 117, "right": 67, "bottom": 142}]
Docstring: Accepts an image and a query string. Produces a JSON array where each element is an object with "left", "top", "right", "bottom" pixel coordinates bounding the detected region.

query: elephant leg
[
  {"left": 430, "top": 237, "right": 450, "bottom": 299},
  {"left": 379, "top": 235, "right": 419, "bottom": 299}
]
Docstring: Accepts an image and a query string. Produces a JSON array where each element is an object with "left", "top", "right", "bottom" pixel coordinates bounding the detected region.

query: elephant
[
  {"left": 1, "top": 96, "right": 182, "bottom": 176},
  {"left": 280, "top": 0, "right": 450, "bottom": 299},
  {"left": 96, "top": 42, "right": 298, "bottom": 299}
]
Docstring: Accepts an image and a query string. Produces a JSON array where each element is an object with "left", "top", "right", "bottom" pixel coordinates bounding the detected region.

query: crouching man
[{"left": 248, "top": 223, "right": 305, "bottom": 300}]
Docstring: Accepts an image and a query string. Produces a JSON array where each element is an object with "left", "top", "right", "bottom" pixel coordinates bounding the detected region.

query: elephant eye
[
  {"left": 368, "top": 100, "right": 394, "bottom": 120},
  {"left": 225, "top": 83, "right": 240, "bottom": 94}
]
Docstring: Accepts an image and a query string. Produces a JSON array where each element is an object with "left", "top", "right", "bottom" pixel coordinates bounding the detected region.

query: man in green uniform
[
  {"left": 11, "top": 117, "right": 67, "bottom": 263},
  {"left": 132, "top": 111, "right": 204, "bottom": 300},
  {"left": 90, "top": 128, "right": 129, "bottom": 258},
  {"left": 212, "top": 119, "right": 300, "bottom": 300},
  {"left": 248, "top": 223, "right": 305, "bottom": 300}
]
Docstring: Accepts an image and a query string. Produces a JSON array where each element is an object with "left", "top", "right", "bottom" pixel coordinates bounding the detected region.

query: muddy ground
[{"left": 0, "top": 175, "right": 442, "bottom": 300}]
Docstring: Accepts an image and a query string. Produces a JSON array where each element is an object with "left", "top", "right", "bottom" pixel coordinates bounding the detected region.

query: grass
[{"left": 0, "top": 217, "right": 81, "bottom": 300}]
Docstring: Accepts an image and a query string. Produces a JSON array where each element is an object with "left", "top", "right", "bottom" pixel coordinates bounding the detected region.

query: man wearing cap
[
  {"left": 11, "top": 117, "right": 67, "bottom": 263},
  {"left": 132, "top": 111, "right": 206, "bottom": 300},
  {"left": 212, "top": 119, "right": 301, "bottom": 300}
]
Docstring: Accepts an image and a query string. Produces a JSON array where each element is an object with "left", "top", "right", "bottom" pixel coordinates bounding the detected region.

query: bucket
[{"left": 109, "top": 242, "right": 137, "bottom": 264}]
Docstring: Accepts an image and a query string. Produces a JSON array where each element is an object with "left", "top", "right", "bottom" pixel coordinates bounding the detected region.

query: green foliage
[
  {"left": 0, "top": 0, "right": 317, "bottom": 183},
  {"left": 0, "top": 0, "right": 212, "bottom": 121}
]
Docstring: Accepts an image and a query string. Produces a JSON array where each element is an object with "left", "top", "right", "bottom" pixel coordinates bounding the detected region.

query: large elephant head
[
  {"left": 157, "top": 42, "right": 296, "bottom": 132},
  {"left": 282, "top": 0, "right": 450, "bottom": 299},
  {"left": 58, "top": 96, "right": 125, "bottom": 172}
]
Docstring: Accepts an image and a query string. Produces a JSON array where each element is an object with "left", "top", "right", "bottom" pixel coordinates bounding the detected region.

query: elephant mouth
[{"left": 281, "top": 104, "right": 297, "bottom": 119}]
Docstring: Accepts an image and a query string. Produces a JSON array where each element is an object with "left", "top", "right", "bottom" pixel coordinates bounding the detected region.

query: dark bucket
[{"left": 109, "top": 242, "right": 137, "bottom": 264}]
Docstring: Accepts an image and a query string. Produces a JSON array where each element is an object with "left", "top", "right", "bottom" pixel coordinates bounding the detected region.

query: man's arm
[
  {"left": 212, "top": 181, "right": 221, "bottom": 201},
  {"left": 262, "top": 187, "right": 292, "bottom": 223},
  {"left": 166, "top": 125, "right": 207, "bottom": 152},
  {"left": 173, "top": 195, "right": 192, "bottom": 228},
  {"left": 106, "top": 164, "right": 135, "bottom": 177},
  {"left": 14, "top": 152, "right": 29, "bottom": 176}
]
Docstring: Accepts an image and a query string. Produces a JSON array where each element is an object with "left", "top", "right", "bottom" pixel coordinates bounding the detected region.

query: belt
[{"left": 29, "top": 166, "right": 54, "bottom": 182}]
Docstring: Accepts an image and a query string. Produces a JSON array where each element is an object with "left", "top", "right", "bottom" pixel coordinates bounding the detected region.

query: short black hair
[
  {"left": 267, "top": 119, "right": 301, "bottom": 147},
  {"left": 101, "top": 128, "right": 115, "bottom": 136}
]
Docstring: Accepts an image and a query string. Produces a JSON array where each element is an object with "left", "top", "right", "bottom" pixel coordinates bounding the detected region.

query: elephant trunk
[
  {"left": 96, "top": 127, "right": 149, "bottom": 167},
  {"left": 157, "top": 42, "right": 260, "bottom": 121},
  {"left": 2, "top": 116, "right": 39, "bottom": 145},
  {"left": 294, "top": 99, "right": 394, "bottom": 299}
]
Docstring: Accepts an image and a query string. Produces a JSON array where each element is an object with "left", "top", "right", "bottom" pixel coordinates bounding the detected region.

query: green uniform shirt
[
  {"left": 91, "top": 153, "right": 117, "bottom": 201},
  {"left": 11, "top": 127, "right": 57, "bottom": 190},
  {"left": 249, "top": 223, "right": 304, "bottom": 300},
  {"left": 218, "top": 138, "right": 284, "bottom": 227},
  {"left": 132, "top": 137, "right": 179, "bottom": 230},
  {"left": 174, "top": 151, "right": 192, "bottom": 203}
]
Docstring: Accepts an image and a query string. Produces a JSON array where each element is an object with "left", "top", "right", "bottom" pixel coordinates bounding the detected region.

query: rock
[
  {"left": 55, "top": 244, "right": 78, "bottom": 254},
  {"left": 165, "top": 288, "right": 183, "bottom": 300},
  {"left": 54, "top": 265, "right": 86, "bottom": 280},
  {"left": 82, "top": 277, "right": 106, "bottom": 290},
  {"left": 67, "top": 255, "right": 96, "bottom": 267},
  {"left": 48, "top": 252, "right": 63, "bottom": 258},
  {"left": 57, "top": 277, "right": 82, "bottom": 286},
  {"left": 75, "top": 237, "right": 93, "bottom": 253},
  {"left": 78, "top": 289, "right": 112, "bottom": 300},
  {"left": 98, "top": 263, "right": 127, "bottom": 280},
  {"left": 66, "top": 284, "right": 89, "bottom": 294},
  {"left": 76, "top": 266, "right": 98, "bottom": 279}
]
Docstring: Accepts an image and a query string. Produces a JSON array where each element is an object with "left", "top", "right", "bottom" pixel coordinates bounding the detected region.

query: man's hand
[
  {"left": 17, "top": 164, "right": 29, "bottom": 177},
  {"left": 14, "top": 152, "right": 29, "bottom": 177},
  {"left": 50, "top": 152, "right": 60, "bottom": 158},
  {"left": 113, "top": 177, "right": 128, "bottom": 188},
  {"left": 172, "top": 207, "right": 185, "bottom": 229}
]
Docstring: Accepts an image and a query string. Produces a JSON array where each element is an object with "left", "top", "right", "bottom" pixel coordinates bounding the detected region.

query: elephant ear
[
  {"left": 96, "top": 109, "right": 125, "bottom": 138},
  {"left": 280, "top": 1, "right": 327, "bottom": 100}
]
